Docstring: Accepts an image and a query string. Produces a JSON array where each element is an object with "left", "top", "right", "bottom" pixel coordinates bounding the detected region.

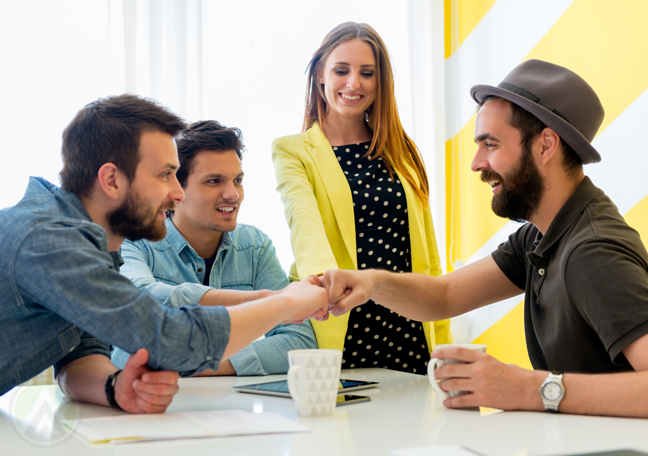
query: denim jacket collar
[
  {"left": 31, "top": 177, "right": 92, "bottom": 221},
  {"left": 28, "top": 177, "right": 111, "bottom": 254},
  {"left": 164, "top": 218, "right": 233, "bottom": 259}
]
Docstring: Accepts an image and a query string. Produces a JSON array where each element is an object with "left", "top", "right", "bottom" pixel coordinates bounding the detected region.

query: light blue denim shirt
[
  {"left": 0, "top": 178, "right": 231, "bottom": 396},
  {"left": 111, "top": 218, "right": 317, "bottom": 375}
]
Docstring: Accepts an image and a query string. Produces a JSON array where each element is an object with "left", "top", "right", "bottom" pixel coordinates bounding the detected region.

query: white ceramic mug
[
  {"left": 287, "top": 349, "right": 342, "bottom": 417},
  {"left": 428, "top": 344, "right": 487, "bottom": 399}
]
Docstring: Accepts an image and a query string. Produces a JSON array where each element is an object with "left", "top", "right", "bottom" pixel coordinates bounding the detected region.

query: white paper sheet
[{"left": 65, "top": 409, "right": 310, "bottom": 444}]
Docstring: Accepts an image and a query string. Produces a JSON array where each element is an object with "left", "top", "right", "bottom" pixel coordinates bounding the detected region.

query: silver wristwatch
[{"left": 539, "top": 371, "right": 564, "bottom": 412}]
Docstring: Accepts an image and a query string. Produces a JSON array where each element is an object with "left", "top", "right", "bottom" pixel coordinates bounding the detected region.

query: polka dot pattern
[{"left": 335, "top": 142, "right": 428, "bottom": 375}]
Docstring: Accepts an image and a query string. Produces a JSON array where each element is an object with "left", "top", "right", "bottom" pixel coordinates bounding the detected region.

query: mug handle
[
  {"left": 287, "top": 365, "right": 310, "bottom": 409},
  {"left": 428, "top": 358, "right": 449, "bottom": 400}
]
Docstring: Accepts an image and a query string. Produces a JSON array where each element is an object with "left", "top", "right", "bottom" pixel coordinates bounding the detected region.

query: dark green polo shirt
[{"left": 492, "top": 177, "right": 648, "bottom": 373}]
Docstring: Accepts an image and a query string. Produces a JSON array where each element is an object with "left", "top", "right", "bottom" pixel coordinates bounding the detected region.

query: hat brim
[{"left": 471, "top": 84, "right": 601, "bottom": 164}]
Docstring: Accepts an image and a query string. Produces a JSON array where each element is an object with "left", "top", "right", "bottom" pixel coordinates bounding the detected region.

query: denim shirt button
[
  {"left": 198, "top": 268, "right": 203, "bottom": 272},
  {"left": 69, "top": 346, "right": 75, "bottom": 352},
  {"left": 206, "top": 356, "right": 213, "bottom": 361}
]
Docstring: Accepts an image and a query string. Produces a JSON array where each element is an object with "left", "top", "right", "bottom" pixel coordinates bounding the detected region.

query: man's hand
[
  {"left": 430, "top": 346, "right": 544, "bottom": 411},
  {"left": 114, "top": 348, "right": 180, "bottom": 414},
  {"left": 321, "top": 269, "right": 375, "bottom": 317},
  {"left": 280, "top": 275, "right": 329, "bottom": 323}
]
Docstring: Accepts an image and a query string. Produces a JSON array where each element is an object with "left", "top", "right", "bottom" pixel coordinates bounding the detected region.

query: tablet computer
[{"left": 232, "top": 379, "right": 379, "bottom": 398}]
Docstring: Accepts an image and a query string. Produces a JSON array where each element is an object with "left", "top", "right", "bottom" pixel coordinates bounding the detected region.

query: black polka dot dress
[{"left": 334, "top": 142, "right": 429, "bottom": 375}]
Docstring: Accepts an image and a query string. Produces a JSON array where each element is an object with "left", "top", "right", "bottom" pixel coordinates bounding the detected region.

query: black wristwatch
[{"left": 105, "top": 370, "right": 123, "bottom": 410}]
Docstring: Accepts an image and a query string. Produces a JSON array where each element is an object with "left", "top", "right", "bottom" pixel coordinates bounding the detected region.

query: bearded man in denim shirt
[
  {"left": 0, "top": 95, "right": 328, "bottom": 412},
  {"left": 112, "top": 120, "right": 317, "bottom": 375}
]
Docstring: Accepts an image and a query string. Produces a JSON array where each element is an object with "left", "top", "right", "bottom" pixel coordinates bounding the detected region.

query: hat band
[{"left": 498, "top": 82, "right": 570, "bottom": 124}]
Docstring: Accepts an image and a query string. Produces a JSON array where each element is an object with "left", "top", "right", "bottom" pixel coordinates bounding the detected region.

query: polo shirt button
[
  {"left": 198, "top": 268, "right": 203, "bottom": 272},
  {"left": 538, "top": 268, "right": 545, "bottom": 276}
]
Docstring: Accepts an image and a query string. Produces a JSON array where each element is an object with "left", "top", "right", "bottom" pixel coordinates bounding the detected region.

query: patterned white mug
[
  {"left": 287, "top": 349, "right": 342, "bottom": 417},
  {"left": 428, "top": 344, "right": 487, "bottom": 399}
]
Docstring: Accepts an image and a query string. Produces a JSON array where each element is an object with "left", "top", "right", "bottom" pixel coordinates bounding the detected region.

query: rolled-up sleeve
[
  {"left": 120, "top": 241, "right": 210, "bottom": 309},
  {"left": 54, "top": 331, "right": 111, "bottom": 377},
  {"left": 154, "top": 282, "right": 210, "bottom": 309},
  {"left": 229, "top": 321, "right": 317, "bottom": 375}
]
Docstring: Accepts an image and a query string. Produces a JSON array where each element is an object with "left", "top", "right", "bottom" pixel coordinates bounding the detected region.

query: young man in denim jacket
[
  {"left": 112, "top": 120, "right": 317, "bottom": 375},
  {"left": 0, "top": 95, "right": 328, "bottom": 413}
]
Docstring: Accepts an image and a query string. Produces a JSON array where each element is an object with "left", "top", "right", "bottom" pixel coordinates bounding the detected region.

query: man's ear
[
  {"left": 96, "top": 163, "right": 127, "bottom": 201},
  {"left": 537, "top": 127, "right": 560, "bottom": 165}
]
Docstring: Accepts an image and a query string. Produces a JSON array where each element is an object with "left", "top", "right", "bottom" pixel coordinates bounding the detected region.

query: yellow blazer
[{"left": 272, "top": 123, "right": 452, "bottom": 352}]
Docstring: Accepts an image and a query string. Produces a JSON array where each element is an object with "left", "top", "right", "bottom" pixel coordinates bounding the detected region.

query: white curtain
[{"left": 2, "top": 0, "right": 443, "bottom": 276}]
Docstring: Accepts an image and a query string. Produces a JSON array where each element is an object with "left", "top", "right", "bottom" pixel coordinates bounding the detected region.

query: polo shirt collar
[
  {"left": 165, "top": 218, "right": 233, "bottom": 257},
  {"left": 532, "top": 176, "right": 599, "bottom": 257}
]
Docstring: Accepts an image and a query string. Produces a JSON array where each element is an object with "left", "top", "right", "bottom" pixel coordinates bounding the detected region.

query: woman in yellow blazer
[{"left": 272, "top": 22, "right": 451, "bottom": 375}]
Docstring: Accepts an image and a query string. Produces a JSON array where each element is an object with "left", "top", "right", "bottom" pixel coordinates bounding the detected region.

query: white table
[{"left": 1, "top": 368, "right": 647, "bottom": 455}]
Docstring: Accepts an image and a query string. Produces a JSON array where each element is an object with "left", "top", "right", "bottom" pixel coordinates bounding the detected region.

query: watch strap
[{"left": 105, "top": 370, "right": 123, "bottom": 410}]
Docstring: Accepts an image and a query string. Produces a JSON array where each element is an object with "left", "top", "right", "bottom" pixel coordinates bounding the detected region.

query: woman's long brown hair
[{"left": 303, "top": 22, "right": 429, "bottom": 204}]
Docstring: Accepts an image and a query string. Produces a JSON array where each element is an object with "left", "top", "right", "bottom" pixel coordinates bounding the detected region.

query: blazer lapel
[{"left": 304, "top": 124, "right": 357, "bottom": 266}]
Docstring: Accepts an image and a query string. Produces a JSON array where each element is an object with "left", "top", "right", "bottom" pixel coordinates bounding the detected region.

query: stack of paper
[{"left": 65, "top": 409, "right": 309, "bottom": 444}]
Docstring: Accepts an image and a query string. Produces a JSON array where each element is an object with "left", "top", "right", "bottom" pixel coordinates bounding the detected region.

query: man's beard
[
  {"left": 107, "top": 190, "right": 172, "bottom": 242},
  {"left": 481, "top": 144, "right": 545, "bottom": 223}
]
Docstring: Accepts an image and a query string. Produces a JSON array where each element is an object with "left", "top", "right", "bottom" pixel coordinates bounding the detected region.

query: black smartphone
[{"left": 336, "top": 395, "right": 370, "bottom": 406}]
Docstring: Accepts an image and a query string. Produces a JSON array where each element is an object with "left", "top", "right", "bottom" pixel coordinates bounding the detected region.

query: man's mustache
[{"left": 480, "top": 169, "right": 503, "bottom": 184}]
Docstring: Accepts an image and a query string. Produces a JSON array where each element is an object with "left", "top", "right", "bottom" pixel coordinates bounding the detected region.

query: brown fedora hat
[{"left": 471, "top": 59, "right": 605, "bottom": 164}]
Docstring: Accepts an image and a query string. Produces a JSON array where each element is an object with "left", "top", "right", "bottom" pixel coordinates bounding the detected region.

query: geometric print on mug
[{"left": 287, "top": 350, "right": 342, "bottom": 417}]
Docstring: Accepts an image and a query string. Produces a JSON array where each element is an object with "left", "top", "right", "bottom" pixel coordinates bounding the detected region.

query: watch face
[{"left": 542, "top": 382, "right": 562, "bottom": 401}]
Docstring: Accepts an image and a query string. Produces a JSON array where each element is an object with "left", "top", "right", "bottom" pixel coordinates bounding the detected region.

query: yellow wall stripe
[
  {"left": 527, "top": 0, "right": 648, "bottom": 134},
  {"left": 624, "top": 195, "right": 648, "bottom": 246},
  {"left": 473, "top": 301, "right": 532, "bottom": 369},
  {"left": 444, "top": 0, "right": 498, "bottom": 59},
  {"left": 446, "top": 0, "right": 648, "bottom": 267}
]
